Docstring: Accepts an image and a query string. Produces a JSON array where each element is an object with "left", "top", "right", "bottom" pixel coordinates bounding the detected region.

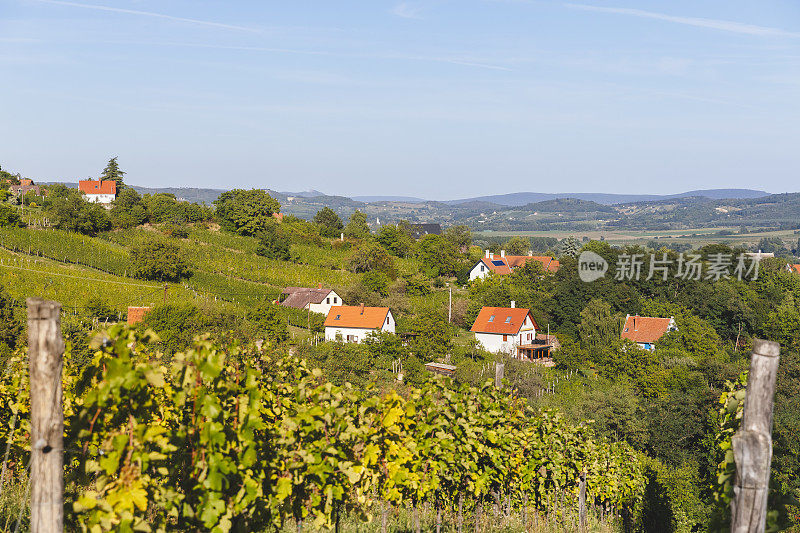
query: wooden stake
[
  {"left": 731, "top": 338, "right": 780, "bottom": 533},
  {"left": 495, "top": 363, "right": 504, "bottom": 389},
  {"left": 27, "top": 298, "right": 64, "bottom": 533},
  {"left": 578, "top": 473, "right": 587, "bottom": 532}
]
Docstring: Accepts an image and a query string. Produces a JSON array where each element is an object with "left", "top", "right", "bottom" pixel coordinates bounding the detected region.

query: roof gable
[
  {"left": 621, "top": 315, "right": 675, "bottom": 344},
  {"left": 279, "top": 287, "right": 333, "bottom": 309},
  {"left": 79, "top": 179, "right": 117, "bottom": 195},
  {"left": 324, "top": 305, "right": 390, "bottom": 329},
  {"left": 470, "top": 307, "right": 537, "bottom": 335},
  {"left": 477, "top": 255, "right": 559, "bottom": 275}
]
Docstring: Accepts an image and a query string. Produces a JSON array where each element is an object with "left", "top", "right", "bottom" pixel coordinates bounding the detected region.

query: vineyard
[{"left": 0, "top": 326, "right": 647, "bottom": 532}]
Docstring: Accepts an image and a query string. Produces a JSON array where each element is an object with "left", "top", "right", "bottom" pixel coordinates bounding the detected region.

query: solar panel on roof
[{"left": 491, "top": 260, "right": 506, "bottom": 266}]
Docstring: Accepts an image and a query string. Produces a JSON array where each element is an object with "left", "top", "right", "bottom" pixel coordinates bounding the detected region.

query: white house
[
  {"left": 469, "top": 250, "right": 559, "bottom": 281},
  {"left": 279, "top": 285, "right": 343, "bottom": 316},
  {"left": 620, "top": 315, "right": 677, "bottom": 351},
  {"left": 79, "top": 179, "right": 117, "bottom": 205},
  {"left": 324, "top": 305, "right": 395, "bottom": 343},
  {"left": 470, "top": 302, "right": 538, "bottom": 356}
]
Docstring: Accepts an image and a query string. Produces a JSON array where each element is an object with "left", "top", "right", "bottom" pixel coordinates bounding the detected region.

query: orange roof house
[
  {"left": 79, "top": 179, "right": 117, "bottom": 205},
  {"left": 471, "top": 303, "right": 543, "bottom": 357},
  {"left": 469, "top": 250, "right": 559, "bottom": 281},
  {"left": 324, "top": 305, "right": 395, "bottom": 343},
  {"left": 621, "top": 315, "right": 677, "bottom": 350},
  {"left": 787, "top": 264, "right": 800, "bottom": 275}
]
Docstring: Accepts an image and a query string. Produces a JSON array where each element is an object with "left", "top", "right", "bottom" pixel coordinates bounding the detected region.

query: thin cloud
[
  {"left": 391, "top": 2, "right": 424, "bottom": 19},
  {"left": 32, "top": 0, "right": 259, "bottom": 33},
  {"left": 100, "top": 40, "right": 514, "bottom": 71},
  {"left": 566, "top": 3, "right": 800, "bottom": 38}
]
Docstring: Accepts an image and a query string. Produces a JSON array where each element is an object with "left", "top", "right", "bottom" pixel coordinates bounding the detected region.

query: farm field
[{"left": 476, "top": 227, "right": 800, "bottom": 247}]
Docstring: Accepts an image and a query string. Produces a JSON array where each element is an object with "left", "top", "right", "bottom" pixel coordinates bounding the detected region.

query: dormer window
[
  {"left": 488, "top": 315, "right": 495, "bottom": 322},
  {"left": 505, "top": 316, "right": 511, "bottom": 323},
  {"left": 335, "top": 315, "right": 341, "bottom": 320}
]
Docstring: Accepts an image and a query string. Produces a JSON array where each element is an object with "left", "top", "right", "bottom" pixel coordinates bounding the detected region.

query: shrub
[
  {"left": 246, "top": 304, "right": 288, "bottom": 343},
  {"left": 348, "top": 242, "right": 396, "bottom": 278},
  {"left": 362, "top": 271, "right": 389, "bottom": 296},
  {"left": 131, "top": 240, "right": 193, "bottom": 281},
  {"left": 214, "top": 189, "right": 281, "bottom": 236},
  {"left": 313, "top": 207, "right": 344, "bottom": 238},
  {"left": 0, "top": 205, "right": 23, "bottom": 228},
  {"left": 161, "top": 223, "right": 189, "bottom": 238},
  {"left": 255, "top": 222, "right": 291, "bottom": 260}
]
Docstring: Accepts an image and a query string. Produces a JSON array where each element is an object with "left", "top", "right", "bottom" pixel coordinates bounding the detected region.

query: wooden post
[
  {"left": 578, "top": 473, "right": 587, "bottom": 532},
  {"left": 27, "top": 298, "right": 64, "bottom": 533},
  {"left": 495, "top": 363, "right": 504, "bottom": 388},
  {"left": 382, "top": 500, "right": 388, "bottom": 533},
  {"left": 731, "top": 338, "right": 780, "bottom": 533}
]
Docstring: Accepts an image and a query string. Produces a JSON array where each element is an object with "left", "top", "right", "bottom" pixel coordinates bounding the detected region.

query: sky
[{"left": 1, "top": 0, "right": 799, "bottom": 200}]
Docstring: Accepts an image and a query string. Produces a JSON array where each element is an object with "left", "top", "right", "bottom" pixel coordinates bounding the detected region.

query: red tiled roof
[
  {"left": 479, "top": 255, "right": 559, "bottom": 275},
  {"left": 127, "top": 306, "right": 151, "bottom": 325},
  {"left": 273, "top": 213, "right": 284, "bottom": 222},
  {"left": 325, "top": 305, "right": 390, "bottom": 329},
  {"left": 79, "top": 179, "right": 117, "bottom": 195},
  {"left": 470, "top": 307, "right": 538, "bottom": 335},
  {"left": 621, "top": 315, "right": 674, "bottom": 344},
  {"left": 790, "top": 264, "right": 800, "bottom": 274}
]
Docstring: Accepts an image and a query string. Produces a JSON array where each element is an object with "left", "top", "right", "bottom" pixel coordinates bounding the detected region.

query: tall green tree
[
  {"left": 313, "top": 207, "right": 344, "bottom": 237},
  {"left": 214, "top": 189, "right": 281, "bottom": 236},
  {"left": 0, "top": 285, "right": 22, "bottom": 354},
  {"left": 47, "top": 188, "right": 111, "bottom": 236},
  {"left": 344, "top": 210, "right": 370, "bottom": 239},
  {"left": 504, "top": 236, "right": 531, "bottom": 256},
  {"left": 100, "top": 156, "right": 126, "bottom": 190}
]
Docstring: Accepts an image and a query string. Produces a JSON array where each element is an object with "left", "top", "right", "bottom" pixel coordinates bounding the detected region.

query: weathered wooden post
[
  {"left": 731, "top": 338, "right": 780, "bottom": 533},
  {"left": 495, "top": 363, "right": 504, "bottom": 388},
  {"left": 27, "top": 298, "right": 64, "bottom": 533},
  {"left": 578, "top": 473, "right": 587, "bottom": 532}
]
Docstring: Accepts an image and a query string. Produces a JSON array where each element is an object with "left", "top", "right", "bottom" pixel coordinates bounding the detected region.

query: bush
[
  {"left": 47, "top": 189, "right": 111, "bottom": 236},
  {"left": 362, "top": 271, "right": 389, "bottom": 296},
  {"left": 131, "top": 240, "right": 193, "bottom": 281},
  {"left": 255, "top": 222, "right": 291, "bottom": 260},
  {"left": 0, "top": 205, "right": 23, "bottom": 228},
  {"left": 214, "top": 189, "right": 281, "bottom": 236},
  {"left": 140, "top": 303, "right": 205, "bottom": 354},
  {"left": 348, "top": 242, "right": 396, "bottom": 278},
  {"left": 313, "top": 207, "right": 344, "bottom": 238},
  {"left": 85, "top": 296, "right": 117, "bottom": 322},
  {"left": 161, "top": 223, "right": 189, "bottom": 238},
  {"left": 246, "top": 304, "right": 288, "bottom": 344}
]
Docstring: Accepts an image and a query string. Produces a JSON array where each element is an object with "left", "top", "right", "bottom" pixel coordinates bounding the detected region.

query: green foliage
[
  {"left": 577, "top": 298, "right": 620, "bottom": 349},
  {"left": 131, "top": 239, "right": 193, "bottom": 282},
  {"left": 560, "top": 236, "right": 581, "bottom": 258},
  {"left": 160, "top": 222, "right": 188, "bottom": 238},
  {"left": 0, "top": 204, "right": 23, "bottom": 227},
  {"left": 504, "top": 236, "right": 530, "bottom": 255},
  {"left": 100, "top": 156, "right": 126, "bottom": 189},
  {"left": 344, "top": 209, "right": 370, "bottom": 239},
  {"left": 443, "top": 225, "right": 472, "bottom": 252},
  {"left": 417, "top": 234, "right": 460, "bottom": 277},
  {"left": 313, "top": 207, "right": 344, "bottom": 237},
  {"left": 764, "top": 295, "right": 800, "bottom": 352},
  {"left": 214, "top": 189, "right": 281, "bottom": 236},
  {"left": 246, "top": 304, "right": 288, "bottom": 343},
  {"left": 85, "top": 296, "right": 117, "bottom": 321},
  {"left": 47, "top": 188, "right": 112, "bottom": 236},
  {"left": 362, "top": 270, "right": 390, "bottom": 296},
  {"left": 0, "top": 284, "right": 21, "bottom": 351},
  {"left": 255, "top": 221, "right": 291, "bottom": 261},
  {"left": 110, "top": 188, "right": 147, "bottom": 228},
  {"left": 348, "top": 242, "right": 396, "bottom": 278},
  {"left": 376, "top": 224, "right": 413, "bottom": 257}
]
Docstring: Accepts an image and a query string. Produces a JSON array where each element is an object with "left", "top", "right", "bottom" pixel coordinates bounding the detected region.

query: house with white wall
[
  {"left": 470, "top": 302, "right": 538, "bottom": 356},
  {"left": 279, "top": 285, "right": 343, "bottom": 316},
  {"left": 79, "top": 179, "right": 117, "bottom": 205},
  {"left": 620, "top": 315, "right": 677, "bottom": 351},
  {"left": 324, "top": 304, "right": 395, "bottom": 343},
  {"left": 469, "top": 250, "right": 559, "bottom": 281}
]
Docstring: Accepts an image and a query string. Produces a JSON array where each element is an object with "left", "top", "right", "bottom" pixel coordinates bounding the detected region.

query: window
[
  {"left": 347, "top": 335, "right": 356, "bottom": 342},
  {"left": 488, "top": 315, "right": 495, "bottom": 322},
  {"left": 386, "top": 317, "right": 390, "bottom": 325},
  {"left": 333, "top": 297, "right": 338, "bottom": 303},
  {"left": 503, "top": 335, "right": 508, "bottom": 341},
  {"left": 505, "top": 316, "right": 511, "bottom": 323},
  {"left": 326, "top": 297, "right": 330, "bottom": 304},
  {"left": 335, "top": 315, "right": 341, "bottom": 320},
  {"left": 480, "top": 265, "right": 485, "bottom": 272}
]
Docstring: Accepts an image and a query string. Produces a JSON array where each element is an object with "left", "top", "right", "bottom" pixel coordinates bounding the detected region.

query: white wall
[
  {"left": 474, "top": 316, "right": 536, "bottom": 355},
  {"left": 469, "top": 261, "right": 489, "bottom": 281},
  {"left": 308, "top": 290, "right": 342, "bottom": 315},
  {"left": 84, "top": 193, "right": 115, "bottom": 204}
]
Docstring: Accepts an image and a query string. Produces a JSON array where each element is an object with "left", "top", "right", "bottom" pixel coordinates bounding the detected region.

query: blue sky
[{"left": 1, "top": 1, "right": 798, "bottom": 199}]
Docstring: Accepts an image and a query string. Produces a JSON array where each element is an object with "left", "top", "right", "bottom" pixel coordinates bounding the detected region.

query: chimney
[
  {"left": 500, "top": 250, "right": 505, "bottom": 258},
  {"left": 510, "top": 301, "right": 515, "bottom": 308},
  {"left": 360, "top": 303, "right": 365, "bottom": 314},
  {"left": 341, "top": 233, "right": 344, "bottom": 241},
  {"left": 485, "top": 249, "right": 490, "bottom": 258},
  {"left": 489, "top": 253, "right": 494, "bottom": 260},
  {"left": 528, "top": 250, "right": 533, "bottom": 256}
]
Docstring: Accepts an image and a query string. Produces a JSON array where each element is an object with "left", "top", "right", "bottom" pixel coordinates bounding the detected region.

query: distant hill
[
  {"left": 351, "top": 196, "right": 427, "bottom": 203},
  {"left": 445, "top": 189, "right": 769, "bottom": 207}
]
